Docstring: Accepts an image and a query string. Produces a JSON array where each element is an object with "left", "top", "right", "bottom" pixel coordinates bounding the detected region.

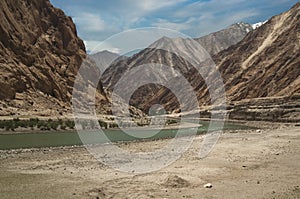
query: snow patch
[{"left": 252, "top": 20, "right": 268, "bottom": 29}]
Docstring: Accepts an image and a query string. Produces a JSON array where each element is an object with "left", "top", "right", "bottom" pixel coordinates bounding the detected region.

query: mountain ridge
[
  {"left": 151, "top": 2, "right": 300, "bottom": 112},
  {"left": 0, "top": 0, "right": 110, "bottom": 116},
  {"left": 101, "top": 21, "right": 254, "bottom": 94},
  {"left": 101, "top": 3, "right": 299, "bottom": 116}
]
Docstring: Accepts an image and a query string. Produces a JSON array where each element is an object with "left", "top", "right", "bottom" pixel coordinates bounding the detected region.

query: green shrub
[
  {"left": 60, "top": 125, "right": 66, "bottom": 130},
  {"left": 98, "top": 120, "right": 108, "bottom": 129},
  {"left": 37, "top": 120, "right": 46, "bottom": 129},
  {"left": 110, "top": 123, "right": 118, "bottom": 128},
  {"left": 65, "top": 120, "right": 75, "bottom": 129},
  {"left": 50, "top": 121, "right": 59, "bottom": 130}
]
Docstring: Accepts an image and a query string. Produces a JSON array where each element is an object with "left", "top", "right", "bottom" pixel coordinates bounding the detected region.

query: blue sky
[{"left": 50, "top": 0, "right": 298, "bottom": 53}]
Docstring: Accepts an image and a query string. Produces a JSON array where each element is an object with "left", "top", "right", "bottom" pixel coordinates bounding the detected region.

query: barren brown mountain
[
  {"left": 217, "top": 3, "right": 300, "bottom": 100},
  {"left": 101, "top": 22, "right": 253, "bottom": 91},
  {"left": 154, "top": 2, "right": 300, "bottom": 109},
  {"left": 102, "top": 3, "right": 300, "bottom": 120},
  {"left": 0, "top": 0, "right": 109, "bottom": 116}
]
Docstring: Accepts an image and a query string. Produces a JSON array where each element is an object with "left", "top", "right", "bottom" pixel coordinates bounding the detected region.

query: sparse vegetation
[
  {"left": 166, "top": 119, "right": 178, "bottom": 125},
  {"left": 98, "top": 120, "right": 108, "bottom": 129},
  {"left": 0, "top": 117, "right": 180, "bottom": 131},
  {"left": 109, "top": 123, "right": 119, "bottom": 128},
  {"left": 0, "top": 118, "right": 77, "bottom": 131}
]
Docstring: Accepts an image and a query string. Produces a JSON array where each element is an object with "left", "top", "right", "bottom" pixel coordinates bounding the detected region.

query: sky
[{"left": 50, "top": 0, "right": 298, "bottom": 53}]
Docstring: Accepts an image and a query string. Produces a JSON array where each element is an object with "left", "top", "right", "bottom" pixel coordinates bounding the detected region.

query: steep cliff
[{"left": 0, "top": 0, "right": 109, "bottom": 116}]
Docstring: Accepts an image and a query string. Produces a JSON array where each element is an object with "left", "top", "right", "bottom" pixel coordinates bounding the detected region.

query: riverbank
[{"left": 0, "top": 122, "right": 299, "bottom": 198}]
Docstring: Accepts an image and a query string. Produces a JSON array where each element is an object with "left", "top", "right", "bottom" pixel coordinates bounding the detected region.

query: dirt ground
[{"left": 0, "top": 122, "right": 299, "bottom": 199}]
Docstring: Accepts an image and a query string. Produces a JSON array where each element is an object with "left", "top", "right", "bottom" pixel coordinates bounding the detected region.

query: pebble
[{"left": 204, "top": 183, "right": 213, "bottom": 188}]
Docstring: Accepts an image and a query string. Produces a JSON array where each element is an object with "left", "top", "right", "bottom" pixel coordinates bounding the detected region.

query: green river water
[{"left": 0, "top": 121, "right": 253, "bottom": 150}]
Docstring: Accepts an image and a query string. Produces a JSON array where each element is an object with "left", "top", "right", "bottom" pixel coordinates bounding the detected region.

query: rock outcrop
[
  {"left": 0, "top": 0, "right": 110, "bottom": 116},
  {"left": 0, "top": 0, "right": 85, "bottom": 100}
]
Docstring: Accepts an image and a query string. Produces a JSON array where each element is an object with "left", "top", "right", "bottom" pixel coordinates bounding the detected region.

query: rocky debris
[
  {"left": 163, "top": 175, "right": 190, "bottom": 188},
  {"left": 228, "top": 94, "right": 300, "bottom": 122},
  {"left": 203, "top": 183, "right": 213, "bottom": 188},
  {"left": 0, "top": 89, "right": 72, "bottom": 116},
  {"left": 87, "top": 188, "right": 106, "bottom": 198}
]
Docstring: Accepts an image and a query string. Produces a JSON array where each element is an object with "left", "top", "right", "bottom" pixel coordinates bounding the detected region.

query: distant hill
[
  {"left": 101, "top": 23, "right": 253, "bottom": 109},
  {"left": 89, "top": 50, "right": 121, "bottom": 74},
  {"left": 195, "top": 22, "right": 253, "bottom": 55}
]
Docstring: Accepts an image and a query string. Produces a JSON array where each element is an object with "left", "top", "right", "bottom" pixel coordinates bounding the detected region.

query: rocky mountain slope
[
  {"left": 101, "top": 22, "right": 253, "bottom": 91},
  {"left": 102, "top": 3, "right": 300, "bottom": 119},
  {"left": 0, "top": 0, "right": 109, "bottom": 116},
  {"left": 196, "top": 22, "right": 253, "bottom": 55},
  {"left": 217, "top": 3, "right": 299, "bottom": 101},
  {"left": 159, "top": 2, "right": 300, "bottom": 110},
  {"left": 158, "top": 2, "right": 300, "bottom": 115}
]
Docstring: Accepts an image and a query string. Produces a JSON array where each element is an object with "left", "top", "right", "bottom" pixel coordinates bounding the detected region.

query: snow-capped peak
[{"left": 252, "top": 20, "right": 268, "bottom": 29}]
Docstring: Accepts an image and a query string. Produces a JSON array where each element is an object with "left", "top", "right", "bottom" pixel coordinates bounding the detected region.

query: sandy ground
[{"left": 0, "top": 122, "right": 299, "bottom": 199}]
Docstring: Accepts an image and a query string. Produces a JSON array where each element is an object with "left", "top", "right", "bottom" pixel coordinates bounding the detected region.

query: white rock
[{"left": 204, "top": 183, "right": 213, "bottom": 188}]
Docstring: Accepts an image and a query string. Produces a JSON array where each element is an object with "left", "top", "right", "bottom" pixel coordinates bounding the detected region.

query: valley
[{"left": 0, "top": 0, "right": 299, "bottom": 198}]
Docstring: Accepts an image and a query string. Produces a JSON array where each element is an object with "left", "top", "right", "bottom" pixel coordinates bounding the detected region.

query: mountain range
[
  {"left": 100, "top": 3, "right": 299, "bottom": 120},
  {"left": 0, "top": 0, "right": 299, "bottom": 122},
  {"left": 100, "top": 21, "right": 255, "bottom": 110}
]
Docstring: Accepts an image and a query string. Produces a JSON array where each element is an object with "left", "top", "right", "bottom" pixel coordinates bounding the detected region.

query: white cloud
[
  {"left": 135, "top": 0, "right": 187, "bottom": 12},
  {"left": 220, "top": 10, "right": 259, "bottom": 25},
  {"left": 152, "top": 19, "right": 191, "bottom": 31},
  {"left": 95, "top": 0, "right": 188, "bottom": 28},
  {"left": 169, "top": 0, "right": 260, "bottom": 37},
  {"left": 74, "top": 13, "right": 107, "bottom": 32},
  {"left": 58, "top": 0, "right": 297, "bottom": 52},
  {"left": 174, "top": 0, "right": 249, "bottom": 18}
]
